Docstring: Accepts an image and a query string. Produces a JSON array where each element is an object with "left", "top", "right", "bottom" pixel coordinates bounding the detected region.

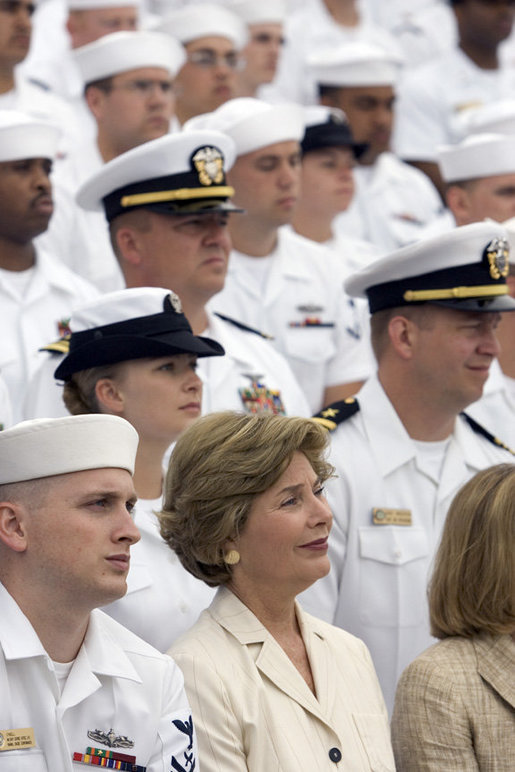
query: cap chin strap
[
  {"left": 121, "top": 186, "right": 234, "bottom": 208},
  {"left": 403, "top": 284, "right": 508, "bottom": 302}
]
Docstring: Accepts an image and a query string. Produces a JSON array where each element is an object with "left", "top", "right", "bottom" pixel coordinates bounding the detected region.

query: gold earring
[{"left": 224, "top": 549, "right": 240, "bottom": 565}]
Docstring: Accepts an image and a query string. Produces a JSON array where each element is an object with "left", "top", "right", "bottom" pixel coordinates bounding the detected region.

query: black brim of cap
[
  {"left": 54, "top": 332, "right": 224, "bottom": 381},
  {"left": 301, "top": 131, "right": 369, "bottom": 160},
  {"left": 145, "top": 199, "right": 245, "bottom": 215},
  {"left": 430, "top": 295, "right": 515, "bottom": 312}
]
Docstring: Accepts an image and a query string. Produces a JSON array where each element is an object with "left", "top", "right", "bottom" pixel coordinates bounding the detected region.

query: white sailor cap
[
  {"left": 158, "top": 3, "right": 247, "bottom": 49},
  {"left": 457, "top": 99, "right": 515, "bottom": 137},
  {"left": 0, "top": 414, "right": 139, "bottom": 483},
  {"left": 74, "top": 30, "right": 185, "bottom": 85},
  {"left": 184, "top": 97, "right": 304, "bottom": 156},
  {"left": 344, "top": 221, "right": 515, "bottom": 314},
  {"left": 308, "top": 42, "right": 402, "bottom": 88},
  {"left": 227, "top": 0, "right": 286, "bottom": 25},
  {"left": 67, "top": 0, "right": 140, "bottom": 10},
  {"left": 77, "top": 129, "right": 239, "bottom": 219},
  {"left": 53, "top": 287, "right": 224, "bottom": 381},
  {"left": 438, "top": 133, "right": 515, "bottom": 182},
  {"left": 0, "top": 110, "right": 61, "bottom": 162}
]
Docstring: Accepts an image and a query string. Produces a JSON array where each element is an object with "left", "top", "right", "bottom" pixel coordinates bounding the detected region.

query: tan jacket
[
  {"left": 169, "top": 586, "right": 395, "bottom": 771},
  {"left": 392, "top": 633, "right": 515, "bottom": 770}
]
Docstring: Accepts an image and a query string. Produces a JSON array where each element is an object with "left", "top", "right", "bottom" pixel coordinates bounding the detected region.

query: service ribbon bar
[
  {"left": 73, "top": 751, "right": 146, "bottom": 771},
  {"left": 86, "top": 747, "right": 136, "bottom": 763}
]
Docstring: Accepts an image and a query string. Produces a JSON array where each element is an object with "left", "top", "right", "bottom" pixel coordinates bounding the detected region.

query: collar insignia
[
  {"left": 191, "top": 146, "right": 225, "bottom": 186},
  {"left": 485, "top": 237, "right": 510, "bottom": 280}
]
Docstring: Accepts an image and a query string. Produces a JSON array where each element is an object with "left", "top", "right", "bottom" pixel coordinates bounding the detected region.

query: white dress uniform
[
  {"left": 0, "top": 582, "right": 197, "bottom": 772},
  {"left": 267, "top": 0, "right": 400, "bottom": 105},
  {"left": 0, "top": 73, "right": 84, "bottom": 158},
  {"left": 0, "top": 373, "right": 13, "bottom": 430},
  {"left": 211, "top": 228, "right": 374, "bottom": 414},
  {"left": 299, "top": 374, "right": 515, "bottom": 714},
  {"left": 22, "top": 308, "right": 311, "bottom": 420},
  {"left": 394, "top": 46, "right": 515, "bottom": 163},
  {"left": 387, "top": 2, "right": 456, "bottom": 70},
  {"left": 0, "top": 249, "right": 98, "bottom": 423},
  {"left": 39, "top": 140, "right": 125, "bottom": 292},
  {"left": 102, "top": 497, "right": 215, "bottom": 653},
  {"left": 467, "top": 358, "right": 515, "bottom": 450},
  {"left": 200, "top": 309, "right": 311, "bottom": 417},
  {"left": 333, "top": 152, "right": 444, "bottom": 252}
]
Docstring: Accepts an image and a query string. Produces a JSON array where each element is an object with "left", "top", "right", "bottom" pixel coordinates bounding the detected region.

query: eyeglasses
[
  {"left": 106, "top": 79, "right": 175, "bottom": 97},
  {"left": 187, "top": 50, "right": 245, "bottom": 71}
]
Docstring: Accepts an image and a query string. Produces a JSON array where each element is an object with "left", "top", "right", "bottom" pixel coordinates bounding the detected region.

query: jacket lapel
[{"left": 475, "top": 634, "right": 515, "bottom": 709}]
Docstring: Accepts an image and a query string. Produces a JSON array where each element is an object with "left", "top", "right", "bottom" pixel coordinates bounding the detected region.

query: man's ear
[
  {"left": 0, "top": 501, "right": 29, "bottom": 553},
  {"left": 387, "top": 314, "right": 418, "bottom": 360},
  {"left": 115, "top": 226, "right": 144, "bottom": 267}
]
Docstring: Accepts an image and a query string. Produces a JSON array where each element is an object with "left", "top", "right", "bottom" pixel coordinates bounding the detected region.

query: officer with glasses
[{"left": 158, "top": 3, "right": 247, "bottom": 126}]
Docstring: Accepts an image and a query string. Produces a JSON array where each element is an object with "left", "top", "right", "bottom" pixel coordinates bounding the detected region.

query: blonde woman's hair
[
  {"left": 429, "top": 463, "right": 515, "bottom": 639},
  {"left": 159, "top": 411, "right": 334, "bottom": 586},
  {"left": 62, "top": 363, "right": 125, "bottom": 415}
]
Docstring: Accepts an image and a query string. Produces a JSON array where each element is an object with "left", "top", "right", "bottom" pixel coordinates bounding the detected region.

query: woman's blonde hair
[
  {"left": 62, "top": 363, "right": 125, "bottom": 415},
  {"left": 429, "top": 463, "right": 515, "bottom": 639},
  {"left": 159, "top": 411, "right": 334, "bottom": 586}
]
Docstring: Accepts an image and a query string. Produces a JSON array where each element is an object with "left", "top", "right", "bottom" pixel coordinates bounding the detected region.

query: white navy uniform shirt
[
  {"left": 467, "top": 358, "right": 515, "bottom": 450},
  {"left": 394, "top": 46, "right": 515, "bottom": 163},
  {"left": 299, "top": 374, "right": 514, "bottom": 713},
  {"left": 0, "top": 582, "right": 197, "bottom": 772},
  {"left": 103, "top": 496, "right": 215, "bottom": 653},
  {"left": 39, "top": 140, "right": 125, "bottom": 293},
  {"left": 0, "top": 249, "right": 98, "bottom": 423},
  {"left": 334, "top": 152, "right": 443, "bottom": 252},
  {"left": 210, "top": 228, "right": 374, "bottom": 414}
]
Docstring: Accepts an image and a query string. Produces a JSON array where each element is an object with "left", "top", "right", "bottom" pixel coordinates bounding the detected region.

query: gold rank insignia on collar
[{"left": 312, "top": 397, "right": 360, "bottom": 431}]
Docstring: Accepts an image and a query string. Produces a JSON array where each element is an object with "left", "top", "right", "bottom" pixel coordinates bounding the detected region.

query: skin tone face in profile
[
  {"left": 236, "top": 22, "right": 284, "bottom": 96},
  {"left": 322, "top": 85, "right": 395, "bottom": 165},
  {"left": 292, "top": 146, "right": 355, "bottom": 242},
  {"left": 449, "top": 173, "right": 515, "bottom": 226},
  {"left": 0, "top": 0, "right": 34, "bottom": 90},
  {"left": 86, "top": 66, "right": 175, "bottom": 160},
  {"left": 0, "top": 157, "right": 53, "bottom": 269},
  {"left": 67, "top": 5, "right": 138, "bottom": 49},
  {"left": 226, "top": 451, "right": 333, "bottom": 608},
  {"left": 175, "top": 36, "right": 241, "bottom": 123}
]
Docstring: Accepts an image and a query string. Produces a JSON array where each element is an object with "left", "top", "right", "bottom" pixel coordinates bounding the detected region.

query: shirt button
[{"left": 328, "top": 747, "right": 342, "bottom": 763}]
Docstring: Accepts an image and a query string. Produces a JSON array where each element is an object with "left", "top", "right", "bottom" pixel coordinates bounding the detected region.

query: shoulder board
[
  {"left": 214, "top": 312, "right": 274, "bottom": 340},
  {"left": 312, "top": 398, "right": 360, "bottom": 431},
  {"left": 39, "top": 336, "right": 70, "bottom": 355},
  {"left": 461, "top": 412, "right": 515, "bottom": 456}
]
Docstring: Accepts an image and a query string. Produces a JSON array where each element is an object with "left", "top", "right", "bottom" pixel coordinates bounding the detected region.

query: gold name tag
[
  {"left": 372, "top": 508, "right": 412, "bottom": 526},
  {"left": 0, "top": 728, "right": 36, "bottom": 751}
]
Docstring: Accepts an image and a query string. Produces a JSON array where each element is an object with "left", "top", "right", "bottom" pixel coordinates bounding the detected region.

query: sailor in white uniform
[{"left": 300, "top": 222, "right": 515, "bottom": 713}]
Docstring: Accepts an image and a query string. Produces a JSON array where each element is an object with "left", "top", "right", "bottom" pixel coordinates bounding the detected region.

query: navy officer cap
[
  {"left": 54, "top": 287, "right": 224, "bottom": 381},
  {"left": 345, "top": 221, "right": 515, "bottom": 314},
  {"left": 76, "top": 130, "right": 242, "bottom": 222}
]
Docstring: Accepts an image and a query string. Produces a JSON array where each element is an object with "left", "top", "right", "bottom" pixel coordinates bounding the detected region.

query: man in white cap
[
  {"left": 310, "top": 42, "right": 443, "bottom": 252},
  {"left": 71, "top": 129, "right": 310, "bottom": 418},
  {"left": 157, "top": 2, "right": 247, "bottom": 125},
  {"left": 39, "top": 29, "right": 184, "bottom": 292},
  {"left": 0, "top": 413, "right": 198, "bottom": 770},
  {"left": 394, "top": 0, "right": 515, "bottom": 199},
  {"left": 301, "top": 221, "right": 515, "bottom": 713},
  {"left": 228, "top": 0, "right": 286, "bottom": 98},
  {"left": 0, "top": 110, "right": 98, "bottom": 423},
  {"left": 0, "top": 0, "right": 82, "bottom": 156},
  {"left": 21, "top": 0, "right": 140, "bottom": 106},
  {"left": 188, "top": 97, "right": 373, "bottom": 414}
]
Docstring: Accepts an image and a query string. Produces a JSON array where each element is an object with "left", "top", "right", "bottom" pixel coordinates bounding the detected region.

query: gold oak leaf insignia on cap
[
  {"left": 486, "top": 237, "right": 510, "bottom": 280},
  {"left": 192, "top": 146, "right": 224, "bottom": 186}
]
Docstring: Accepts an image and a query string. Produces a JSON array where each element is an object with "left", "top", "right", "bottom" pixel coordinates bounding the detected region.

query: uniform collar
[
  {"left": 0, "top": 582, "right": 48, "bottom": 660},
  {"left": 474, "top": 633, "right": 515, "bottom": 709}
]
